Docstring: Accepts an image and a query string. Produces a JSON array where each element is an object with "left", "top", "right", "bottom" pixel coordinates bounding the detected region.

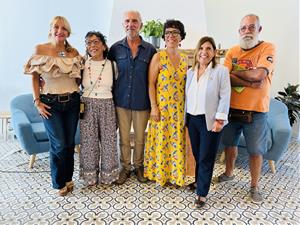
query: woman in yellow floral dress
[{"left": 144, "top": 20, "right": 187, "bottom": 186}]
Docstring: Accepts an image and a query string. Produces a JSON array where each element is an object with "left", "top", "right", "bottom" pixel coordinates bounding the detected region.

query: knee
[
  {"left": 224, "top": 146, "right": 238, "bottom": 158},
  {"left": 249, "top": 154, "right": 263, "bottom": 160},
  {"left": 50, "top": 139, "right": 66, "bottom": 153},
  {"left": 225, "top": 146, "right": 238, "bottom": 153}
]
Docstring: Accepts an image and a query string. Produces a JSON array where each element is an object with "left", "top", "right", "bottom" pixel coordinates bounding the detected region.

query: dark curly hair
[
  {"left": 85, "top": 31, "right": 108, "bottom": 58},
  {"left": 162, "top": 19, "right": 186, "bottom": 40}
]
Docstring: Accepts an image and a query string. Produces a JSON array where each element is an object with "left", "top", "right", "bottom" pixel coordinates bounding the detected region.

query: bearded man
[{"left": 217, "top": 14, "right": 276, "bottom": 202}]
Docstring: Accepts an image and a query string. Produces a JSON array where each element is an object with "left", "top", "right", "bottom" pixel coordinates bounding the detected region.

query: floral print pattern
[{"left": 144, "top": 50, "right": 187, "bottom": 186}]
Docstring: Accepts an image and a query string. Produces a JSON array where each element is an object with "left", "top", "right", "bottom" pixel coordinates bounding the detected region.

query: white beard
[{"left": 239, "top": 35, "right": 259, "bottom": 49}]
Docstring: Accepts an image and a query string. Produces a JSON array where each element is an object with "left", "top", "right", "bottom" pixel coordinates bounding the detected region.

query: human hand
[
  {"left": 35, "top": 101, "right": 51, "bottom": 119},
  {"left": 211, "top": 120, "right": 223, "bottom": 132},
  {"left": 150, "top": 106, "right": 160, "bottom": 122}
]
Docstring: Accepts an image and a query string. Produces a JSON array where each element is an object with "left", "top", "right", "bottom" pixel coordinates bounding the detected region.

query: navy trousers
[{"left": 187, "top": 114, "right": 222, "bottom": 197}]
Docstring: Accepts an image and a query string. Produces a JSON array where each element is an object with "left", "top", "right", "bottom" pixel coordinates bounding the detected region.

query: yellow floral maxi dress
[{"left": 144, "top": 50, "right": 187, "bottom": 186}]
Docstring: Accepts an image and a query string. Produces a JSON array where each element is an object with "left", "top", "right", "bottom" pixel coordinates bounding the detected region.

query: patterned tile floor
[{"left": 0, "top": 137, "right": 299, "bottom": 225}]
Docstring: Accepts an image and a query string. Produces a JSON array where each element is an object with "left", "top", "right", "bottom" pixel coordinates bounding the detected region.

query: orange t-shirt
[{"left": 224, "top": 41, "right": 276, "bottom": 112}]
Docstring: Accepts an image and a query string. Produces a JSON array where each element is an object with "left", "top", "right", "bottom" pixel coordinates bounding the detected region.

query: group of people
[{"left": 24, "top": 10, "right": 275, "bottom": 208}]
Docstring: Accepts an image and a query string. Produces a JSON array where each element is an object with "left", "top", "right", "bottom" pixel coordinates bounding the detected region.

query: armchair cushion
[
  {"left": 10, "top": 94, "right": 80, "bottom": 158},
  {"left": 31, "top": 122, "right": 48, "bottom": 141}
]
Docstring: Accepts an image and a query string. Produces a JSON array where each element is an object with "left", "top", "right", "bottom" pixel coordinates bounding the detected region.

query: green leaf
[
  {"left": 276, "top": 83, "right": 300, "bottom": 126},
  {"left": 141, "top": 19, "right": 163, "bottom": 38}
]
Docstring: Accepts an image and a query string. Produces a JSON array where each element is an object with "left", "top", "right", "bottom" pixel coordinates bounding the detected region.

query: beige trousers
[{"left": 116, "top": 107, "right": 149, "bottom": 171}]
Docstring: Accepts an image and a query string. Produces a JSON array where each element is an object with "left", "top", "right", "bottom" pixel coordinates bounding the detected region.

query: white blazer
[{"left": 185, "top": 64, "right": 231, "bottom": 131}]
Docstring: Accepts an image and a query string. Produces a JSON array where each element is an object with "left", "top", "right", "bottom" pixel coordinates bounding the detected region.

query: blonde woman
[{"left": 24, "top": 16, "right": 81, "bottom": 196}]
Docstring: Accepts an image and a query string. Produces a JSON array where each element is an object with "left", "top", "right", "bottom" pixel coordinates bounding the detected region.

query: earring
[{"left": 179, "top": 43, "right": 181, "bottom": 47}]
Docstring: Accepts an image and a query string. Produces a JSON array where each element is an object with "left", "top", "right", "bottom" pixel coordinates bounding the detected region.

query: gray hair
[
  {"left": 123, "top": 10, "right": 142, "bottom": 22},
  {"left": 241, "top": 14, "right": 261, "bottom": 27}
]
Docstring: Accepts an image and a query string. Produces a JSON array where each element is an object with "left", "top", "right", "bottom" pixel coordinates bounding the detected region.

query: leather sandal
[
  {"left": 66, "top": 181, "right": 74, "bottom": 192},
  {"left": 187, "top": 182, "right": 196, "bottom": 191},
  {"left": 194, "top": 197, "right": 206, "bottom": 208},
  {"left": 58, "top": 186, "right": 68, "bottom": 196}
]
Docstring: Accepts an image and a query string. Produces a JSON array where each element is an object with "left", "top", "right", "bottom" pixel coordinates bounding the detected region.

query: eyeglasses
[
  {"left": 165, "top": 30, "right": 180, "bottom": 37},
  {"left": 86, "top": 40, "right": 100, "bottom": 46},
  {"left": 239, "top": 24, "right": 256, "bottom": 33}
]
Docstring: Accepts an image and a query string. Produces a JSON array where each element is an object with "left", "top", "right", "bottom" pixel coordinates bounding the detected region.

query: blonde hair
[{"left": 48, "top": 16, "right": 73, "bottom": 52}]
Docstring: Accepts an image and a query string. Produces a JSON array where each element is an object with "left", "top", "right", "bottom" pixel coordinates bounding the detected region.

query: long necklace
[{"left": 86, "top": 58, "right": 107, "bottom": 97}]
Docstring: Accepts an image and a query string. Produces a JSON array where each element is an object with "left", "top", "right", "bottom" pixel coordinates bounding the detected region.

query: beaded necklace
[{"left": 86, "top": 58, "right": 107, "bottom": 97}]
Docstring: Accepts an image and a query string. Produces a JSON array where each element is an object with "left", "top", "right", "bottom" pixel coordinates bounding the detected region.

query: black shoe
[
  {"left": 135, "top": 167, "right": 148, "bottom": 183},
  {"left": 187, "top": 182, "right": 196, "bottom": 191},
  {"left": 194, "top": 197, "right": 206, "bottom": 208},
  {"left": 114, "top": 169, "right": 130, "bottom": 185}
]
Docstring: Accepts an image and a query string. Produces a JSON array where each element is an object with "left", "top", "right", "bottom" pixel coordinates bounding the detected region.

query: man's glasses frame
[{"left": 239, "top": 24, "right": 257, "bottom": 33}]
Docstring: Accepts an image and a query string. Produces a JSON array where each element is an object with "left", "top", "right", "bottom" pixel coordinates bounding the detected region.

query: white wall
[
  {"left": 108, "top": 0, "right": 207, "bottom": 48},
  {"left": 0, "top": 0, "right": 114, "bottom": 111},
  {"left": 204, "top": 0, "right": 299, "bottom": 97},
  {"left": 1, "top": 0, "right": 299, "bottom": 112}
]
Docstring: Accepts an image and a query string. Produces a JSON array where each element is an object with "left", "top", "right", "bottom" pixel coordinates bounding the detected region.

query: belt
[
  {"left": 44, "top": 92, "right": 78, "bottom": 103},
  {"left": 229, "top": 108, "right": 258, "bottom": 114}
]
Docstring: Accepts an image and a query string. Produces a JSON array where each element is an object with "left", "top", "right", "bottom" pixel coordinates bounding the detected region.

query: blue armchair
[
  {"left": 220, "top": 98, "right": 292, "bottom": 173},
  {"left": 10, "top": 94, "right": 80, "bottom": 168}
]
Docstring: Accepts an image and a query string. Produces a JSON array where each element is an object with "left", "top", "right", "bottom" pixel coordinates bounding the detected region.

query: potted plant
[
  {"left": 141, "top": 19, "right": 163, "bottom": 48},
  {"left": 275, "top": 83, "right": 300, "bottom": 126}
]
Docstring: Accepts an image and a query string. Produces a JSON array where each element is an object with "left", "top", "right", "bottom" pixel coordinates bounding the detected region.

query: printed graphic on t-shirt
[
  {"left": 232, "top": 59, "right": 253, "bottom": 93},
  {"left": 233, "top": 59, "right": 253, "bottom": 71}
]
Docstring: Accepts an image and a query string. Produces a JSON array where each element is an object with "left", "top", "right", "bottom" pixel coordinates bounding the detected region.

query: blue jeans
[
  {"left": 41, "top": 92, "right": 80, "bottom": 189},
  {"left": 187, "top": 114, "right": 222, "bottom": 197},
  {"left": 221, "top": 112, "right": 268, "bottom": 155}
]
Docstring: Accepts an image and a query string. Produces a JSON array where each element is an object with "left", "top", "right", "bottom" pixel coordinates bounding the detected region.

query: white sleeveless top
[{"left": 82, "top": 58, "right": 117, "bottom": 99}]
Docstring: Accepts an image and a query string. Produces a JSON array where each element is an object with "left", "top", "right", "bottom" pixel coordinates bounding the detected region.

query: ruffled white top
[{"left": 24, "top": 55, "right": 83, "bottom": 94}]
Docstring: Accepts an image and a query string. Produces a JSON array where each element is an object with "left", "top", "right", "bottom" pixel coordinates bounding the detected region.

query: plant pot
[{"left": 147, "top": 36, "right": 161, "bottom": 49}]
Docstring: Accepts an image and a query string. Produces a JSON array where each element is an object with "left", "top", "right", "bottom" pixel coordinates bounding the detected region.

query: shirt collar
[
  {"left": 194, "top": 62, "right": 213, "bottom": 76},
  {"left": 120, "top": 35, "right": 147, "bottom": 49}
]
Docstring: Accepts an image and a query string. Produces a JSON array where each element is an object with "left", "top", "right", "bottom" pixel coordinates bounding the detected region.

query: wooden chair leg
[
  {"left": 268, "top": 160, "right": 276, "bottom": 173},
  {"left": 75, "top": 145, "right": 80, "bottom": 154},
  {"left": 29, "top": 154, "right": 36, "bottom": 169}
]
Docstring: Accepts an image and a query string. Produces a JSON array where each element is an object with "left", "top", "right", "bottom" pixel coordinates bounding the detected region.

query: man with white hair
[{"left": 217, "top": 14, "right": 276, "bottom": 202}]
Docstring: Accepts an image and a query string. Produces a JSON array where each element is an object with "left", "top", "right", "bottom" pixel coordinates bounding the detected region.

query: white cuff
[{"left": 215, "top": 112, "right": 227, "bottom": 121}]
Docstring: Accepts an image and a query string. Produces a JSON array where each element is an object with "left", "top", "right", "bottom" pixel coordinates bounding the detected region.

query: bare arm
[
  {"left": 230, "top": 74, "right": 263, "bottom": 88},
  {"left": 231, "top": 67, "right": 268, "bottom": 82},
  {"left": 31, "top": 45, "right": 51, "bottom": 119},
  {"left": 230, "top": 74, "right": 251, "bottom": 86},
  {"left": 148, "top": 53, "right": 160, "bottom": 122}
]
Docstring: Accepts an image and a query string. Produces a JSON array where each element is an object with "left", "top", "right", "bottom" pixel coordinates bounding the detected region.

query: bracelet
[{"left": 33, "top": 98, "right": 40, "bottom": 104}]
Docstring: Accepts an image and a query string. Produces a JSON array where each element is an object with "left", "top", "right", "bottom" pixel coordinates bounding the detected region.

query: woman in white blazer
[{"left": 185, "top": 36, "right": 231, "bottom": 208}]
